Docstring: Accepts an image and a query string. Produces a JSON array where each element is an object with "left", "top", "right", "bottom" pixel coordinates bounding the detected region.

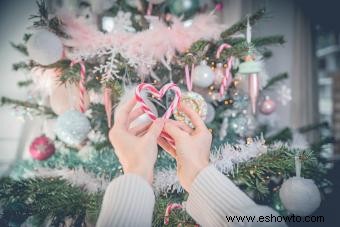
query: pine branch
[
  {"left": 263, "top": 73, "right": 289, "bottom": 90},
  {"left": 252, "top": 35, "right": 285, "bottom": 47},
  {"left": 220, "top": 8, "right": 266, "bottom": 38},
  {"left": 0, "top": 97, "right": 56, "bottom": 118},
  {"left": 10, "top": 42, "right": 28, "bottom": 56}
]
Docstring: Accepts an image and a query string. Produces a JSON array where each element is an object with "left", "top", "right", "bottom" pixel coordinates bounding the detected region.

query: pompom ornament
[
  {"left": 27, "top": 29, "right": 63, "bottom": 66},
  {"left": 29, "top": 135, "right": 55, "bottom": 161},
  {"left": 279, "top": 156, "right": 321, "bottom": 216},
  {"left": 192, "top": 60, "right": 215, "bottom": 88},
  {"left": 260, "top": 96, "right": 276, "bottom": 115},
  {"left": 55, "top": 110, "right": 91, "bottom": 146},
  {"left": 173, "top": 92, "right": 207, "bottom": 128}
]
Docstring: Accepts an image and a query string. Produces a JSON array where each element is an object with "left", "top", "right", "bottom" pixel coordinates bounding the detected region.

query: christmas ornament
[
  {"left": 70, "top": 61, "right": 87, "bottom": 113},
  {"left": 238, "top": 18, "right": 262, "bottom": 114},
  {"left": 135, "top": 83, "right": 181, "bottom": 144},
  {"left": 130, "top": 94, "right": 158, "bottom": 129},
  {"left": 174, "top": 92, "right": 207, "bottom": 127},
  {"left": 27, "top": 29, "right": 63, "bottom": 66},
  {"left": 216, "top": 43, "right": 233, "bottom": 98},
  {"left": 103, "top": 87, "right": 113, "bottom": 127},
  {"left": 164, "top": 203, "right": 183, "bottom": 225},
  {"left": 192, "top": 60, "right": 215, "bottom": 88},
  {"left": 169, "top": 0, "right": 199, "bottom": 17},
  {"left": 29, "top": 135, "right": 55, "bottom": 160},
  {"left": 55, "top": 110, "right": 91, "bottom": 146},
  {"left": 204, "top": 103, "right": 215, "bottom": 123},
  {"left": 213, "top": 63, "right": 224, "bottom": 86},
  {"left": 50, "top": 84, "right": 90, "bottom": 115},
  {"left": 279, "top": 156, "right": 321, "bottom": 216},
  {"left": 260, "top": 96, "right": 276, "bottom": 115}
]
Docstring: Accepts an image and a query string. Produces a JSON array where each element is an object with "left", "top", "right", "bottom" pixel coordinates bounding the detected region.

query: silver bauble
[{"left": 192, "top": 61, "right": 215, "bottom": 88}]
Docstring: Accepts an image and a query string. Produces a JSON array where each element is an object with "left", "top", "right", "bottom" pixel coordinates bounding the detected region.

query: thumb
[{"left": 145, "top": 118, "right": 165, "bottom": 138}]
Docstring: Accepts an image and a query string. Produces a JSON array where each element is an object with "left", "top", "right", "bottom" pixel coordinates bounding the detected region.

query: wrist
[{"left": 123, "top": 165, "right": 154, "bottom": 184}]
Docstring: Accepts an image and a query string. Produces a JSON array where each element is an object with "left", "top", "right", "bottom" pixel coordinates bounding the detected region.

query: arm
[
  {"left": 96, "top": 174, "right": 155, "bottom": 227},
  {"left": 186, "top": 165, "right": 287, "bottom": 227}
]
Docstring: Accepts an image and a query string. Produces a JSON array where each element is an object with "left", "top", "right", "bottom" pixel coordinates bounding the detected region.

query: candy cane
[
  {"left": 71, "top": 60, "right": 86, "bottom": 113},
  {"left": 135, "top": 83, "right": 181, "bottom": 145},
  {"left": 164, "top": 203, "right": 183, "bottom": 225},
  {"left": 216, "top": 43, "right": 233, "bottom": 98}
]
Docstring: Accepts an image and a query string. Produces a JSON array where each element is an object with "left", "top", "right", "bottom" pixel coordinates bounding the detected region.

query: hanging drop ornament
[
  {"left": 103, "top": 87, "right": 113, "bottom": 128},
  {"left": 279, "top": 156, "right": 321, "bottom": 216},
  {"left": 260, "top": 96, "right": 276, "bottom": 115},
  {"left": 238, "top": 17, "right": 261, "bottom": 114},
  {"left": 29, "top": 135, "right": 55, "bottom": 161},
  {"left": 216, "top": 43, "right": 233, "bottom": 99},
  {"left": 174, "top": 61, "right": 208, "bottom": 127},
  {"left": 192, "top": 60, "right": 215, "bottom": 88}
]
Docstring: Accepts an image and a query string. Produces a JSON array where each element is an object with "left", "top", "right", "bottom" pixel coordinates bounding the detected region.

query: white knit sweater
[{"left": 96, "top": 165, "right": 287, "bottom": 227}]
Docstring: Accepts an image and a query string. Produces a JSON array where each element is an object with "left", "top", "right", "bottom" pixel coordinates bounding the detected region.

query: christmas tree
[{"left": 0, "top": 0, "right": 332, "bottom": 226}]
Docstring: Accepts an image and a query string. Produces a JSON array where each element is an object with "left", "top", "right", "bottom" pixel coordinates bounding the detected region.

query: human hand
[
  {"left": 109, "top": 97, "right": 165, "bottom": 184},
  {"left": 158, "top": 104, "right": 211, "bottom": 192}
]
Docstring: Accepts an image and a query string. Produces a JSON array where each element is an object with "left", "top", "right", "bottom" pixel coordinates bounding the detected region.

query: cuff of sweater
[
  {"left": 96, "top": 174, "right": 155, "bottom": 227},
  {"left": 186, "top": 165, "right": 256, "bottom": 219}
]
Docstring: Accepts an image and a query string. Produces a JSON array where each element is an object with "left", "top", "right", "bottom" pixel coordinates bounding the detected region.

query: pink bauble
[
  {"left": 50, "top": 84, "right": 90, "bottom": 115},
  {"left": 260, "top": 96, "right": 276, "bottom": 115},
  {"left": 29, "top": 135, "right": 55, "bottom": 160}
]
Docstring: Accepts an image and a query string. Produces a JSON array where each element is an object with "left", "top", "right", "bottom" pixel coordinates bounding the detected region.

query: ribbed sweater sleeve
[
  {"left": 96, "top": 174, "right": 155, "bottom": 227},
  {"left": 186, "top": 165, "right": 287, "bottom": 227}
]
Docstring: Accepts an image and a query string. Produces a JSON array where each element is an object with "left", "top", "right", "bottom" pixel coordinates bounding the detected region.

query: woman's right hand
[{"left": 158, "top": 104, "right": 212, "bottom": 192}]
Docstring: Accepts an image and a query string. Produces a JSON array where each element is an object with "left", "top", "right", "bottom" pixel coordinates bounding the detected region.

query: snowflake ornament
[{"left": 277, "top": 85, "right": 292, "bottom": 106}]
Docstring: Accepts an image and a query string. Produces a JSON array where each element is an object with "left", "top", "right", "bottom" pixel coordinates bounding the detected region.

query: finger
[
  {"left": 167, "top": 119, "right": 194, "bottom": 134},
  {"left": 179, "top": 104, "right": 206, "bottom": 132},
  {"left": 128, "top": 107, "right": 144, "bottom": 124},
  {"left": 145, "top": 118, "right": 165, "bottom": 138},
  {"left": 158, "top": 138, "right": 176, "bottom": 158},
  {"left": 129, "top": 122, "right": 152, "bottom": 136},
  {"left": 114, "top": 97, "right": 137, "bottom": 128},
  {"left": 163, "top": 121, "right": 187, "bottom": 141}
]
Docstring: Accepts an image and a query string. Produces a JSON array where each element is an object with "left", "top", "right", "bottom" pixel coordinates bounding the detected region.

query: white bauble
[
  {"left": 279, "top": 177, "right": 321, "bottom": 216},
  {"left": 192, "top": 61, "right": 215, "bottom": 88},
  {"left": 27, "top": 30, "right": 63, "bottom": 65},
  {"left": 204, "top": 103, "right": 215, "bottom": 123},
  {"left": 214, "top": 63, "right": 224, "bottom": 86},
  {"left": 50, "top": 84, "right": 90, "bottom": 115},
  {"left": 55, "top": 110, "right": 91, "bottom": 146}
]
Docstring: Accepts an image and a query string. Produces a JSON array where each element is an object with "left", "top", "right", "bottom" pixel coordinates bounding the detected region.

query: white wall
[{"left": 0, "top": 0, "right": 37, "bottom": 174}]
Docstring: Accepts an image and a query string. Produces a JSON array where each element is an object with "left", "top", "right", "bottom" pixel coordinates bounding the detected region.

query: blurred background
[{"left": 0, "top": 0, "right": 339, "bottom": 226}]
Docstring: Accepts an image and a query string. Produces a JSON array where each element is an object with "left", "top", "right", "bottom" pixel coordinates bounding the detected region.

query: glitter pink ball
[
  {"left": 260, "top": 97, "right": 276, "bottom": 115},
  {"left": 29, "top": 135, "right": 55, "bottom": 161}
]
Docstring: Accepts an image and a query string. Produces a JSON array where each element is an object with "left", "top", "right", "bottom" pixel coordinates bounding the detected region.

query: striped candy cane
[
  {"left": 216, "top": 43, "right": 233, "bottom": 98},
  {"left": 71, "top": 60, "right": 87, "bottom": 113},
  {"left": 135, "top": 83, "right": 181, "bottom": 145},
  {"left": 164, "top": 203, "right": 183, "bottom": 225}
]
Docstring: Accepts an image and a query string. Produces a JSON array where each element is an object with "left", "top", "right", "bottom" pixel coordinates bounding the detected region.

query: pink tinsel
[{"left": 59, "top": 11, "right": 224, "bottom": 68}]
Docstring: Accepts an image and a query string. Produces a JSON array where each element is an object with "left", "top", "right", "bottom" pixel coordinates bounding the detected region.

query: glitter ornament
[
  {"left": 27, "top": 29, "right": 63, "bottom": 66},
  {"left": 192, "top": 60, "right": 215, "bottom": 88},
  {"left": 55, "top": 110, "right": 91, "bottom": 146},
  {"left": 260, "top": 96, "right": 276, "bottom": 115},
  {"left": 204, "top": 103, "right": 215, "bottom": 123},
  {"left": 279, "top": 177, "right": 321, "bottom": 216},
  {"left": 29, "top": 135, "right": 55, "bottom": 160},
  {"left": 174, "top": 92, "right": 207, "bottom": 127}
]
